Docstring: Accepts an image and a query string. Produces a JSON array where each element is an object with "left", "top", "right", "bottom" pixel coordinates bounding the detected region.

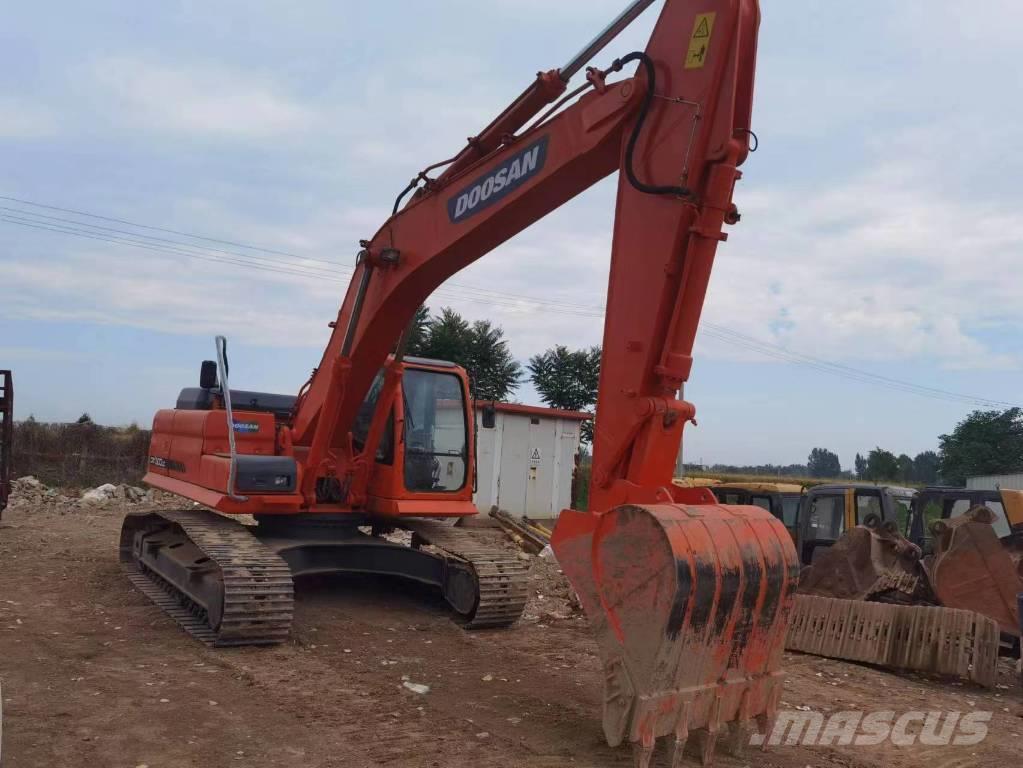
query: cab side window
[
  {"left": 808, "top": 495, "right": 844, "bottom": 540},
  {"left": 855, "top": 491, "right": 882, "bottom": 524}
]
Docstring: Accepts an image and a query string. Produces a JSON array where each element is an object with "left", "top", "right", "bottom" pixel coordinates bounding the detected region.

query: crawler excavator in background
[{"left": 122, "top": 1, "right": 802, "bottom": 763}]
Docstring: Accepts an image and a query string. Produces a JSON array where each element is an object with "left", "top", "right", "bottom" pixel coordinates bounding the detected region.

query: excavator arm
[{"left": 294, "top": 0, "right": 757, "bottom": 509}]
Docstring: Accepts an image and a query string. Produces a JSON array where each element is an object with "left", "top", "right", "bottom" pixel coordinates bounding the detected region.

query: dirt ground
[{"left": 1, "top": 496, "right": 1021, "bottom": 768}]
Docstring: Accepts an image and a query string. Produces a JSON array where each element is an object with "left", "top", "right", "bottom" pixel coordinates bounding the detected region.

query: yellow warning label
[{"left": 685, "top": 12, "right": 716, "bottom": 69}]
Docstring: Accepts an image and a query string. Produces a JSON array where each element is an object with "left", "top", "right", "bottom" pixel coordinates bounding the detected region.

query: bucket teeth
[
  {"left": 670, "top": 736, "right": 689, "bottom": 768},
  {"left": 632, "top": 734, "right": 655, "bottom": 768},
  {"left": 724, "top": 720, "right": 751, "bottom": 758},
  {"left": 552, "top": 503, "right": 800, "bottom": 767}
]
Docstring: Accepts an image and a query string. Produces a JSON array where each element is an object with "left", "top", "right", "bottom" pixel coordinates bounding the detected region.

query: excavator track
[
  {"left": 787, "top": 595, "right": 1000, "bottom": 687},
  {"left": 120, "top": 508, "right": 294, "bottom": 647},
  {"left": 404, "top": 519, "right": 529, "bottom": 629}
]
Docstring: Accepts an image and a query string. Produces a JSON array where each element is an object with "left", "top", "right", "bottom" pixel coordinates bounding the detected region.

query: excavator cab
[
  {"left": 907, "top": 487, "right": 1022, "bottom": 554},
  {"left": 354, "top": 358, "right": 472, "bottom": 498},
  {"left": 709, "top": 482, "right": 804, "bottom": 541},
  {"left": 903, "top": 487, "right": 1023, "bottom": 640}
]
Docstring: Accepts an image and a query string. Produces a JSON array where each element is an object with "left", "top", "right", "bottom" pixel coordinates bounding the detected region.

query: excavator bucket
[
  {"left": 798, "top": 520, "right": 930, "bottom": 604},
  {"left": 552, "top": 503, "right": 799, "bottom": 766},
  {"left": 927, "top": 507, "right": 1022, "bottom": 637}
]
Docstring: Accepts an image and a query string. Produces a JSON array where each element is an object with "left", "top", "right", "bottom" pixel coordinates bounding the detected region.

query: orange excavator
[{"left": 122, "top": 1, "right": 799, "bottom": 763}]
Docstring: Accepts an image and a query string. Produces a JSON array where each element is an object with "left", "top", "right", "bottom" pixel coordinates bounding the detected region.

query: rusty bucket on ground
[
  {"left": 797, "top": 519, "right": 929, "bottom": 604},
  {"left": 928, "top": 507, "right": 1023, "bottom": 637},
  {"left": 552, "top": 502, "right": 799, "bottom": 766}
]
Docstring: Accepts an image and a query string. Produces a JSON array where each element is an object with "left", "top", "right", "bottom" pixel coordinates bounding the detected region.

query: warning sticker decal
[{"left": 685, "top": 12, "right": 716, "bottom": 69}]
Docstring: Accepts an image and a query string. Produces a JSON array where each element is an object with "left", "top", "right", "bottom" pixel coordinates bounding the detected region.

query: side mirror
[
  {"left": 481, "top": 404, "right": 496, "bottom": 429},
  {"left": 199, "top": 360, "right": 218, "bottom": 390}
]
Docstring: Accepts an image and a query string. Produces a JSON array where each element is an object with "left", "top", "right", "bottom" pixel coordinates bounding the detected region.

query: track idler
[
  {"left": 552, "top": 502, "right": 799, "bottom": 766},
  {"left": 928, "top": 506, "right": 1022, "bottom": 637}
]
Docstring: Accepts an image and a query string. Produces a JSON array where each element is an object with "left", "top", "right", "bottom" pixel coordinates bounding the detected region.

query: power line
[
  {"left": 0, "top": 194, "right": 347, "bottom": 268},
  {"left": 0, "top": 215, "right": 345, "bottom": 281},
  {"left": 2, "top": 196, "right": 1017, "bottom": 410},
  {"left": 699, "top": 324, "right": 1021, "bottom": 409},
  {"left": 0, "top": 205, "right": 347, "bottom": 274}
]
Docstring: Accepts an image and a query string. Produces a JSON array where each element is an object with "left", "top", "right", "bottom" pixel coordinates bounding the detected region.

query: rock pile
[
  {"left": 522, "top": 549, "right": 583, "bottom": 623},
  {"left": 6, "top": 476, "right": 177, "bottom": 514}
]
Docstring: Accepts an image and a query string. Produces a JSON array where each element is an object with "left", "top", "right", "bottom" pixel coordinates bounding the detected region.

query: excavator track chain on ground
[
  {"left": 120, "top": 508, "right": 294, "bottom": 647},
  {"left": 787, "top": 594, "right": 1000, "bottom": 687},
  {"left": 404, "top": 519, "right": 529, "bottom": 629}
]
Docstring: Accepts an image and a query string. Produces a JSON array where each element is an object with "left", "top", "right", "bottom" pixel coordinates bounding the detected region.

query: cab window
[
  {"left": 352, "top": 372, "right": 394, "bottom": 465},
  {"left": 807, "top": 495, "right": 844, "bottom": 540},
  {"left": 781, "top": 496, "right": 801, "bottom": 529},
  {"left": 855, "top": 491, "right": 883, "bottom": 524},
  {"left": 890, "top": 494, "right": 914, "bottom": 531},
  {"left": 403, "top": 369, "right": 468, "bottom": 493},
  {"left": 949, "top": 499, "right": 1011, "bottom": 538}
]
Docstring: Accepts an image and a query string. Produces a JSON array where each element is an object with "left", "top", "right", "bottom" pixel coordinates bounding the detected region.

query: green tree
[
  {"left": 413, "top": 307, "right": 522, "bottom": 401},
  {"left": 865, "top": 447, "right": 899, "bottom": 482},
  {"left": 938, "top": 408, "right": 1023, "bottom": 486},
  {"left": 419, "top": 307, "right": 470, "bottom": 362},
  {"left": 404, "top": 305, "right": 431, "bottom": 356},
  {"left": 912, "top": 450, "right": 940, "bottom": 484},
  {"left": 854, "top": 453, "right": 867, "bottom": 479},
  {"left": 528, "top": 345, "right": 601, "bottom": 441},
  {"left": 527, "top": 345, "right": 601, "bottom": 411},
  {"left": 896, "top": 453, "right": 914, "bottom": 483},
  {"left": 807, "top": 447, "right": 841, "bottom": 478},
  {"left": 464, "top": 319, "right": 523, "bottom": 402}
]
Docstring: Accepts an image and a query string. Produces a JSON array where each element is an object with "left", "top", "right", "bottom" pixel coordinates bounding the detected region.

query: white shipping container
[{"left": 966, "top": 473, "right": 1023, "bottom": 491}]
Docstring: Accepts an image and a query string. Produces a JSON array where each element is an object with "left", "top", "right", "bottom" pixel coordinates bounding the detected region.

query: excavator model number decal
[
  {"left": 448, "top": 136, "right": 549, "bottom": 223},
  {"left": 149, "top": 455, "right": 186, "bottom": 473},
  {"left": 685, "top": 12, "right": 716, "bottom": 69}
]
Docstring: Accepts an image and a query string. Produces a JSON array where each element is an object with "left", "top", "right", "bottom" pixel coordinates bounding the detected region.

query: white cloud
[
  {"left": 90, "top": 57, "right": 312, "bottom": 139},
  {"left": 0, "top": 98, "right": 58, "bottom": 138},
  {"left": 0, "top": 249, "right": 337, "bottom": 349},
  {"left": 703, "top": 157, "right": 1023, "bottom": 371}
]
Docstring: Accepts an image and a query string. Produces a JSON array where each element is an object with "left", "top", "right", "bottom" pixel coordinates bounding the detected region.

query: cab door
[
  {"left": 797, "top": 490, "right": 847, "bottom": 565},
  {"left": 853, "top": 487, "right": 883, "bottom": 527}
]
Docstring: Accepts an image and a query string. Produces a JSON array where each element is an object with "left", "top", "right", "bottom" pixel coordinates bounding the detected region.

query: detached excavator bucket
[
  {"left": 928, "top": 507, "right": 1022, "bottom": 637},
  {"left": 552, "top": 503, "right": 799, "bottom": 766},
  {"left": 798, "top": 520, "right": 930, "bottom": 604}
]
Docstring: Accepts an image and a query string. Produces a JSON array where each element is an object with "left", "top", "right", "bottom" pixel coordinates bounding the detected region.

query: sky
[{"left": 2, "top": 1, "right": 1021, "bottom": 470}]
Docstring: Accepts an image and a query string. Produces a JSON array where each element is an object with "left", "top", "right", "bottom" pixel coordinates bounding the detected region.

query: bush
[{"left": 12, "top": 416, "right": 150, "bottom": 488}]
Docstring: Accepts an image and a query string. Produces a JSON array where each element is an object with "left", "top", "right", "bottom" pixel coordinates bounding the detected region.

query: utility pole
[{"left": 674, "top": 384, "right": 685, "bottom": 478}]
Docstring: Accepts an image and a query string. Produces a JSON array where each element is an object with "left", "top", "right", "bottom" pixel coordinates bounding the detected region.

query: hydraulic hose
[{"left": 614, "top": 51, "right": 691, "bottom": 198}]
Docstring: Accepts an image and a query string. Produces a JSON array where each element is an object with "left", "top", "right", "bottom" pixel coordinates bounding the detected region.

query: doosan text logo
[{"left": 448, "top": 136, "right": 549, "bottom": 223}]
